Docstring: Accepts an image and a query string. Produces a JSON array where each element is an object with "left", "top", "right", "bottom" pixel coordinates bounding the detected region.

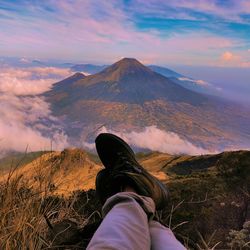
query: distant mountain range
[
  {"left": 0, "top": 56, "right": 224, "bottom": 96},
  {"left": 45, "top": 58, "right": 250, "bottom": 151}
]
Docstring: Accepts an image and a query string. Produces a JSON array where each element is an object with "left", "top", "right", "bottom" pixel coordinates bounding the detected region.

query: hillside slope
[
  {"left": 1, "top": 149, "right": 249, "bottom": 196},
  {"left": 1, "top": 149, "right": 249, "bottom": 248},
  {"left": 0, "top": 149, "right": 101, "bottom": 195}
]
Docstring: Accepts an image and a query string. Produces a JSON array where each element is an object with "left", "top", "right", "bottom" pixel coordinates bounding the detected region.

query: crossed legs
[{"left": 87, "top": 192, "right": 185, "bottom": 250}]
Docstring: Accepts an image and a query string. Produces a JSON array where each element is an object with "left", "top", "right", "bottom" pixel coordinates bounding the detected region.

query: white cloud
[
  {"left": 20, "top": 57, "right": 30, "bottom": 63},
  {"left": 0, "top": 118, "right": 67, "bottom": 152},
  {"left": 85, "top": 126, "right": 213, "bottom": 155},
  {"left": 81, "top": 71, "right": 91, "bottom": 76},
  {"left": 194, "top": 79, "right": 209, "bottom": 86},
  {"left": 0, "top": 67, "right": 72, "bottom": 95},
  {"left": 178, "top": 77, "right": 192, "bottom": 81},
  {"left": 0, "top": 66, "right": 70, "bottom": 153},
  {"left": 0, "top": 93, "right": 68, "bottom": 152},
  {"left": 178, "top": 77, "right": 210, "bottom": 86}
]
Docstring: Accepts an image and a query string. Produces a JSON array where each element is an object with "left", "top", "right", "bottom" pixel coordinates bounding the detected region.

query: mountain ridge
[
  {"left": 50, "top": 58, "right": 208, "bottom": 105},
  {"left": 70, "top": 62, "right": 218, "bottom": 95},
  {"left": 1, "top": 148, "right": 249, "bottom": 193}
]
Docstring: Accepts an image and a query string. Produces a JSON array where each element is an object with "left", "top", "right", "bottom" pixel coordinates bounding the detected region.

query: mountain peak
[
  {"left": 114, "top": 57, "right": 147, "bottom": 69},
  {"left": 97, "top": 57, "right": 153, "bottom": 81},
  {"left": 117, "top": 57, "right": 141, "bottom": 65},
  {"left": 72, "top": 72, "right": 86, "bottom": 78},
  {"left": 51, "top": 72, "right": 86, "bottom": 92},
  {"left": 62, "top": 72, "right": 86, "bottom": 82}
]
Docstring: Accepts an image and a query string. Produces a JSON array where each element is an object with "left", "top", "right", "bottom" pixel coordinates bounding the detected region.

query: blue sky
[{"left": 0, "top": 0, "right": 250, "bottom": 66}]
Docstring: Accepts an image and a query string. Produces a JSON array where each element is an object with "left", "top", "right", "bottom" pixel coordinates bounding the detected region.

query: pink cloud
[
  {"left": 221, "top": 51, "right": 234, "bottom": 61},
  {"left": 240, "top": 61, "right": 250, "bottom": 67},
  {"left": 0, "top": 0, "right": 248, "bottom": 66},
  {"left": 219, "top": 51, "right": 250, "bottom": 68}
]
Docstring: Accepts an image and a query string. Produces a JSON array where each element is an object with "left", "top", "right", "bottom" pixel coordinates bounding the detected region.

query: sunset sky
[{"left": 0, "top": 0, "right": 250, "bottom": 67}]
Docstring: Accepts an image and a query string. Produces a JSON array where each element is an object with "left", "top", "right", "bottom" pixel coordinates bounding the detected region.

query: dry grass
[
  {"left": 1, "top": 149, "right": 247, "bottom": 249},
  {"left": 0, "top": 152, "right": 101, "bottom": 250},
  {"left": 0, "top": 148, "right": 176, "bottom": 249},
  {"left": 0, "top": 174, "right": 51, "bottom": 249}
]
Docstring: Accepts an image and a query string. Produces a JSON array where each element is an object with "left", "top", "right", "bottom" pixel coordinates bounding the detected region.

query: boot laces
[{"left": 114, "top": 151, "right": 142, "bottom": 173}]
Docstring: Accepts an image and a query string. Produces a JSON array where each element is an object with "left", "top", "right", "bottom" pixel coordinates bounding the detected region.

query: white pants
[{"left": 87, "top": 192, "right": 186, "bottom": 250}]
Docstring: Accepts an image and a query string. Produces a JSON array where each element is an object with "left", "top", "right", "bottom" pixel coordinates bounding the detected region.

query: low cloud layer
[
  {"left": 84, "top": 126, "right": 212, "bottom": 155},
  {"left": 0, "top": 66, "right": 71, "bottom": 154},
  {"left": 178, "top": 77, "right": 210, "bottom": 86},
  {"left": 0, "top": 66, "right": 71, "bottom": 95}
]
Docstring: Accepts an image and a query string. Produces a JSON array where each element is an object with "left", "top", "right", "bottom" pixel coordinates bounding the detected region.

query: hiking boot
[
  {"left": 95, "top": 133, "right": 169, "bottom": 210},
  {"left": 95, "top": 168, "right": 122, "bottom": 205}
]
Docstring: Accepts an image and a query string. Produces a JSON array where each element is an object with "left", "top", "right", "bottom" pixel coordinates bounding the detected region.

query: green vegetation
[{"left": 162, "top": 151, "right": 250, "bottom": 248}]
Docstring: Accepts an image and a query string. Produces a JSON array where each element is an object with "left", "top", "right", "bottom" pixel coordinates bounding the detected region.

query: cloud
[
  {"left": 221, "top": 51, "right": 234, "bottom": 61},
  {"left": 0, "top": 67, "right": 72, "bottom": 95},
  {"left": 134, "top": 0, "right": 250, "bottom": 23},
  {"left": 240, "top": 61, "right": 250, "bottom": 67},
  {"left": 220, "top": 51, "right": 250, "bottom": 67},
  {"left": 0, "top": 0, "right": 247, "bottom": 66},
  {"left": 0, "top": 94, "right": 68, "bottom": 153},
  {"left": 81, "top": 71, "right": 91, "bottom": 76},
  {"left": 84, "top": 126, "right": 212, "bottom": 155},
  {"left": 0, "top": 66, "right": 70, "bottom": 153},
  {"left": 195, "top": 79, "right": 209, "bottom": 86},
  {"left": 178, "top": 77, "right": 210, "bottom": 86},
  {"left": 20, "top": 58, "right": 29, "bottom": 63}
]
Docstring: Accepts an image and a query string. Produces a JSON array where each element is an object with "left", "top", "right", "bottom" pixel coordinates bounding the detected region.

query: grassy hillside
[
  {"left": 0, "top": 149, "right": 249, "bottom": 249},
  {"left": 0, "top": 149, "right": 101, "bottom": 195}
]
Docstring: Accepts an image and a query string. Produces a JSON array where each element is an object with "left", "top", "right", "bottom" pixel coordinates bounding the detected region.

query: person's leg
[
  {"left": 149, "top": 220, "right": 186, "bottom": 250},
  {"left": 87, "top": 192, "right": 155, "bottom": 250},
  {"left": 91, "top": 133, "right": 185, "bottom": 249}
]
